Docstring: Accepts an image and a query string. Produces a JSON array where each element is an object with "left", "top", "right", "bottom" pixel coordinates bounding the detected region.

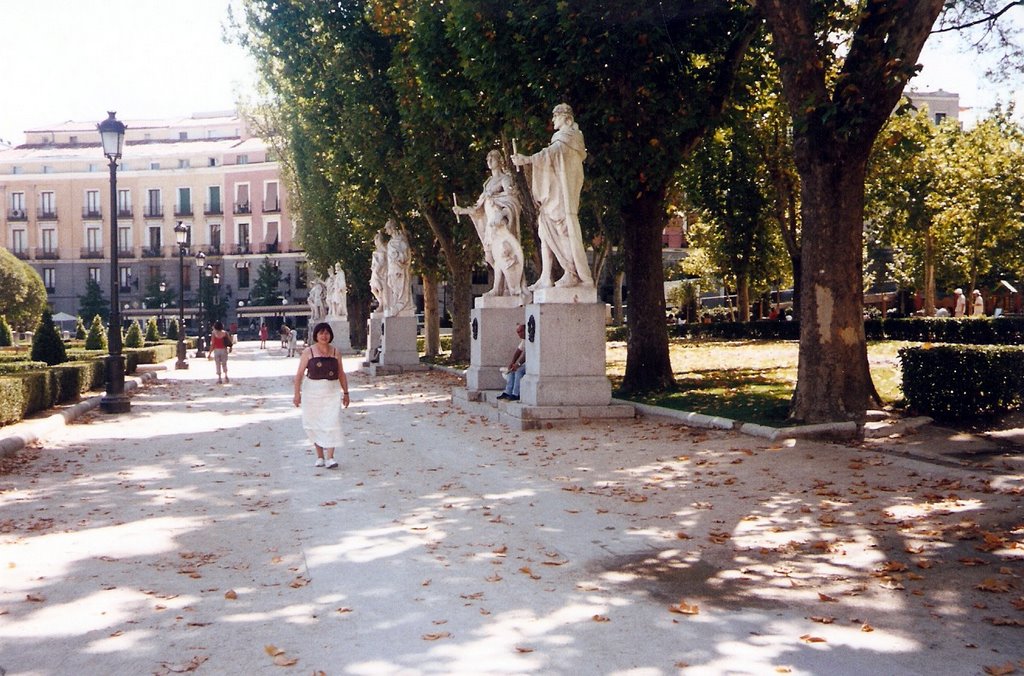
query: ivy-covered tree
[
  {"left": 145, "top": 317, "right": 160, "bottom": 342},
  {"left": 84, "top": 315, "right": 108, "bottom": 351},
  {"left": 31, "top": 309, "right": 67, "bottom": 366},
  {"left": 250, "top": 257, "right": 283, "bottom": 306},
  {"left": 124, "top": 321, "right": 144, "bottom": 348},
  {"left": 0, "top": 248, "right": 48, "bottom": 332},
  {"left": 78, "top": 278, "right": 110, "bottom": 326},
  {"left": 0, "top": 315, "right": 13, "bottom": 347}
]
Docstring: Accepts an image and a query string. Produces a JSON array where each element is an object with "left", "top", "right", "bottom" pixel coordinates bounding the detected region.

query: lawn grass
[{"left": 606, "top": 338, "right": 914, "bottom": 426}]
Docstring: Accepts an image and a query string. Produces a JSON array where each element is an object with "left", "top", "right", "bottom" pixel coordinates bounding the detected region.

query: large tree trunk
[
  {"left": 620, "top": 190, "right": 675, "bottom": 394},
  {"left": 448, "top": 264, "right": 472, "bottom": 362},
  {"left": 422, "top": 274, "right": 440, "bottom": 357},
  {"left": 347, "top": 292, "right": 369, "bottom": 350},
  {"left": 737, "top": 274, "right": 750, "bottom": 322},
  {"left": 613, "top": 270, "right": 625, "bottom": 326},
  {"left": 789, "top": 156, "right": 879, "bottom": 422}
]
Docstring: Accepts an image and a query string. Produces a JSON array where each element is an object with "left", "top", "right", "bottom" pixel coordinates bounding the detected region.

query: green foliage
[
  {"left": 124, "top": 321, "right": 144, "bottom": 348},
  {"left": 899, "top": 345, "right": 1024, "bottom": 420},
  {"left": 250, "top": 257, "right": 283, "bottom": 306},
  {"left": 145, "top": 317, "right": 160, "bottom": 342},
  {"left": 74, "top": 316, "right": 86, "bottom": 339},
  {"left": 0, "top": 248, "right": 48, "bottom": 332},
  {"left": 30, "top": 309, "right": 68, "bottom": 366},
  {"left": 77, "top": 278, "right": 110, "bottom": 325},
  {"left": 167, "top": 317, "right": 179, "bottom": 340},
  {"left": 0, "top": 315, "right": 12, "bottom": 347},
  {"left": 85, "top": 315, "right": 108, "bottom": 351}
]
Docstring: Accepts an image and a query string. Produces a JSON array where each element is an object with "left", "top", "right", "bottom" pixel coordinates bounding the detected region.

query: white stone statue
[
  {"left": 307, "top": 277, "right": 328, "bottom": 321},
  {"left": 384, "top": 219, "right": 414, "bottom": 316},
  {"left": 454, "top": 149, "right": 526, "bottom": 298},
  {"left": 326, "top": 262, "right": 348, "bottom": 318},
  {"left": 370, "top": 231, "right": 389, "bottom": 313},
  {"left": 512, "top": 102, "right": 594, "bottom": 289}
]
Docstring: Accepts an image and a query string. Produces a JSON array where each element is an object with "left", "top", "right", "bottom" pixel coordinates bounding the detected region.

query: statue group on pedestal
[
  {"left": 453, "top": 102, "right": 593, "bottom": 300},
  {"left": 308, "top": 262, "right": 348, "bottom": 322},
  {"left": 367, "top": 219, "right": 414, "bottom": 318}
]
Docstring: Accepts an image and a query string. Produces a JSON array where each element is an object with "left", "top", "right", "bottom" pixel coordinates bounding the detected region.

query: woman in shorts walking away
[
  {"left": 293, "top": 322, "right": 350, "bottom": 468},
  {"left": 210, "top": 320, "right": 232, "bottom": 384}
]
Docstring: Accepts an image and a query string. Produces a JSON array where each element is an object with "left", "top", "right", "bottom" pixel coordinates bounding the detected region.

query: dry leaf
[
  {"left": 25, "top": 594, "right": 45, "bottom": 603},
  {"left": 422, "top": 632, "right": 451, "bottom": 641},
  {"left": 224, "top": 590, "right": 237, "bottom": 600},
  {"left": 984, "top": 663, "right": 1017, "bottom": 676},
  {"left": 273, "top": 654, "right": 298, "bottom": 667},
  {"left": 861, "top": 624, "right": 874, "bottom": 632},
  {"left": 668, "top": 600, "right": 699, "bottom": 615},
  {"left": 810, "top": 616, "right": 835, "bottom": 624},
  {"left": 289, "top": 577, "right": 309, "bottom": 588},
  {"left": 817, "top": 593, "right": 838, "bottom": 603},
  {"left": 337, "top": 607, "right": 353, "bottom": 613},
  {"left": 592, "top": 614, "right": 611, "bottom": 622},
  {"left": 977, "top": 578, "right": 1013, "bottom": 593},
  {"left": 800, "top": 634, "right": 827, "bottom": 643},
  {"left": 515, "top": 646, "right": 534, "bottom": 653}
]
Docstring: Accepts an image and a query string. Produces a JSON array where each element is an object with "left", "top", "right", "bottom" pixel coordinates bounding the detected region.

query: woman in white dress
[{"left": 293, "top": 322, "right": 350, "bottom": 468}]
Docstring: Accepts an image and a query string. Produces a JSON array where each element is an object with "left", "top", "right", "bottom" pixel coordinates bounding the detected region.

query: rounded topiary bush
[
  {"left": 145, "top": 317, "right": 160, "bottom": 342},
  {"left": 124, "top": 321, "right": 144, "bottom": 348},
  {"left": 74, "top": 316, "right": 86, "bottom": 339},
  {"left": 0, "top": 315, "right": 12, "bottom": 347},
  {"left": 85, "top": 315, "right": 108, "bottom": 351},
  {"left": 167, "top": 318, "right": 179, "bottom": 341},
  {"left": 31, "top": 309, "right": 68, "bottom": 366}
]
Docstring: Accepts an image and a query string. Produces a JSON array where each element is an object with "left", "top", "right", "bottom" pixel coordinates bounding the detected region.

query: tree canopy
[{"left": 0, "top": 248, "right": 47, "bottom": 332}]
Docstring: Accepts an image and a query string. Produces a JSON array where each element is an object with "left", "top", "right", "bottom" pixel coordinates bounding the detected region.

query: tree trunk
[
  {"left": 737, "top": 274, "right": 750, "bottom": 322},
  {"left": 422, "top": 274, "right": 440, "bottom": 357},
  {"left": 923, "top": 228, "right": 936, "bottom": 316},
  {"left": 448, "top": 265, "right": 472, "bottom": 362},
  {"left": 347, "top": 293, "right": 368, "bottom": 350},
  {"left": 789, "top": 156, "right": 879, "bottom": 422},
  {"left": 613, "top": 270, "right": 625, "bottom": 326},
  {"left": 620, "top": 190, "right": 675, "bottom": 394}
]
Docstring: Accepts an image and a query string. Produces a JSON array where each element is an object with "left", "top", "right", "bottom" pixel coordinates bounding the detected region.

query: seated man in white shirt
[{"left": 497, "top": 323, "right": 526, "bottom": 402}]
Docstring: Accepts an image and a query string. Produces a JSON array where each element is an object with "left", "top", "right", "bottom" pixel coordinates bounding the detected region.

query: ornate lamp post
[
  {"left": 158, "top": 281, "right": 167, "bottom": 334},
  {"left": 98, "top": 112, "right": 130, "bottom": 413},
  {"left": 194, "top": 251, "right": 207, "bottom": 358},
  {"left": 174, "top": 221, "right": 189, "bottom": 369}
]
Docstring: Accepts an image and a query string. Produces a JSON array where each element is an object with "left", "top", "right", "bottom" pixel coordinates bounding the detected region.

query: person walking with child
[{"left": 294, "top": 322, "right": 350, "bottom": 468}]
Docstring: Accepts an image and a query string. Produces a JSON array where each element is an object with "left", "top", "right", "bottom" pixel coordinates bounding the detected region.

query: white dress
[{"left": 301, "top": 352, "right": 344, "bottom": 448}]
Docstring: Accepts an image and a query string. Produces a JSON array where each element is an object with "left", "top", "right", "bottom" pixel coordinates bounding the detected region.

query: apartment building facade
[{"left": 0, "top": 112, "right": 307, "bottom": 332}]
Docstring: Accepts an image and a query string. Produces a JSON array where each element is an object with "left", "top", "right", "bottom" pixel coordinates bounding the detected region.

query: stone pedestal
[
  {"left": 380, "top": 314, "right": 419, "bottom": 367},
  {"left": 467, "top": 296, "right": 525, "bottom": 392},
  {"left": 520, "top": 300, "right": 611, "bottom": 406},
  {"left": 325, "top": 316, "right": 352, "bottom": 353},
  {"left": 364, "top": 311, "right": 384, "bottom": 365}
]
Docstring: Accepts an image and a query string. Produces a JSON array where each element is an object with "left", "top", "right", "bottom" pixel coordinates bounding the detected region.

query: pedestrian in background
[
  {"left": 210, "top": 320, "right": 232, "bottom": 384},
  {"left": 953, "top": 288, "right": 966, "bottom": 318},
  {"left": 971, "top": 289, "right": 985, "bottom": 316},
  {"left": 259, "top": 322, "right": 269, "bottom": 349}
]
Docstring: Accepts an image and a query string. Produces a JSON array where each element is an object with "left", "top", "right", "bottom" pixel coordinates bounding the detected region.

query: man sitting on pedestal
[{"left": 497, "top": 323, "right": 526, "bottom": 402}]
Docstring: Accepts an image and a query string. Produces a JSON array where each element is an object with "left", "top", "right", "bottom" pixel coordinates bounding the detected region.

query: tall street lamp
[
  {"left": 194, "top": 251, "right": 207, "bottom": 358},
  {"left": 98, "top": 112, "right": 130, "bottom": 413},
  {"left": 158, "top": 281, "right": 167, "bottom": 333},
  {"left": 174, "top": 221, "right": 189, "bottom": 369}
]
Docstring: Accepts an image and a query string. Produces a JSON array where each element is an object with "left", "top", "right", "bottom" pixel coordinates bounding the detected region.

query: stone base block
[
  {"left": 467, "top": 305, "right": 524, "bottom": 392},
  {"left": 452, "top": 387, "right": 634, "bottom": 430},
  {"left": 531, "top": 285, "right": 598, "bottom": 304},
  {"left": 371, "top": 362, "right": 428, "bottom": 376},
  {"left": 520, "top": 374, "right": 612, "bottom": 407},
  {"left": 474, "top": 295, "right": 525, "bottom": 309},
  {"left": 521, "top": 302, "right": 610, "bottom": 406},
  {"left": 365, "top": 311, "right": 384, "bottom": 364},
  {"left": 325, "top": 317, "right": 352, "bottom": 353},
  {"left": 380, "top": 314, "right": 419, "bottom": 366}
]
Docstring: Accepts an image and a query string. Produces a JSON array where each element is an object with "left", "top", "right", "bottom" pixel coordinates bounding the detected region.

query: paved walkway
[{"left": 0, "top": 342, "right": 1021, "bottom": 675}]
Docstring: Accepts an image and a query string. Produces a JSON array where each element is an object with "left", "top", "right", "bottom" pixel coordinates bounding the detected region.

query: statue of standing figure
[
  {"left": 370, "top": 231, "right": 389, "bottom": 313},
  {"left": 453, "top": 149, "right": 526, "bottom": 298},
  {"left": 307, "top": 277, "right": 328, "bottom": 321},
  {"left": 326, "top": 263, "right": 348, "bottom": 318},
  {"left": 384, "top": 219, "right": 414, "bottom": 317},
  {"left": 512, "top": 102, "right": 594, "bottom": 290}
]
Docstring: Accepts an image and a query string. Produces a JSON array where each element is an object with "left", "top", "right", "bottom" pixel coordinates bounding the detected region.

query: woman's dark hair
[
  {"left": 213, "top": 320, "right": 224, "bottom": 331},
  {"left": 311, "top": 322, "right": 334, "bottom": 342}
]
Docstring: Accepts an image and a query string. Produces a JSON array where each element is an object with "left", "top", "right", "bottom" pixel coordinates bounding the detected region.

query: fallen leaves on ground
[{"left": 668, "top": 600, "right": 699, "bottom": 615}]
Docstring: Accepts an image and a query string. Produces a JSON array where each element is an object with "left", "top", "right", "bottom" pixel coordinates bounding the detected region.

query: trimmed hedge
[
  {"left": 670, "top": 317, "right": 1024, "bottom": 344},
  {"left": 899, "top": 345, "right": 1024, "bottom": 421}
]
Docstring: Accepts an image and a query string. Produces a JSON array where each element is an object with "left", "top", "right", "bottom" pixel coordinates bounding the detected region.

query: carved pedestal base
[{"left": 467, "top": 300, "right": 524, "bottom": 392}]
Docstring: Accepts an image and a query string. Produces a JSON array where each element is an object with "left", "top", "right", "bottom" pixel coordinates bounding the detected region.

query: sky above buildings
[{"left": 0, "top": 1, "right": 1021, "bottom": 146}]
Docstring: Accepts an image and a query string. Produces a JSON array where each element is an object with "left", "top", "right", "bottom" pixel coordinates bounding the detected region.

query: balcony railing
[
  {"left": 118, "top": 206, "right": 133, "bottom": 218},
  {"left": 35, "top": 248, "right": 60, "bottom": 260},
  {"left": 233, "top": 243, "right": 252, "bottom": 255},
  {"left": 118, "top": 246, "right": 136, "bottom": 259},
  {"left": 82, "top": 207, "right": 102, "bottom": 219},
  {"left": 80, "top": 247, "right": 104, "bottom": 259},
  {"left": 7, "top": 209, "right": 28, "bottom": 221},
  {"left": 141, "top": 246, "right": 165, "bottom": 258},
  {"left": 197, "top": 244, "right": 222, "bottom": 256},
  {"left": 38, "top": 209, "right": 57, "bottom": 220},
  {"left": 174, "top": 204, "right": 193, "bottom": 217},
  {"left": 11, "top": 249, "right": 29, "bottom": 259},
  {"left": 144, "top": 206, "right": 163, "bottom": 218},
  {"left": 263, "top": 198, "right": 280, "bottom": 213},
  {"left": 204, "top": 202, "right": 223, "bottom": 215},
  {"left": 260, "top": 242, "right": 280, "bottom": 254},
  {"left": 233, "top": 201, "right": 251, "bottom": 215}
]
